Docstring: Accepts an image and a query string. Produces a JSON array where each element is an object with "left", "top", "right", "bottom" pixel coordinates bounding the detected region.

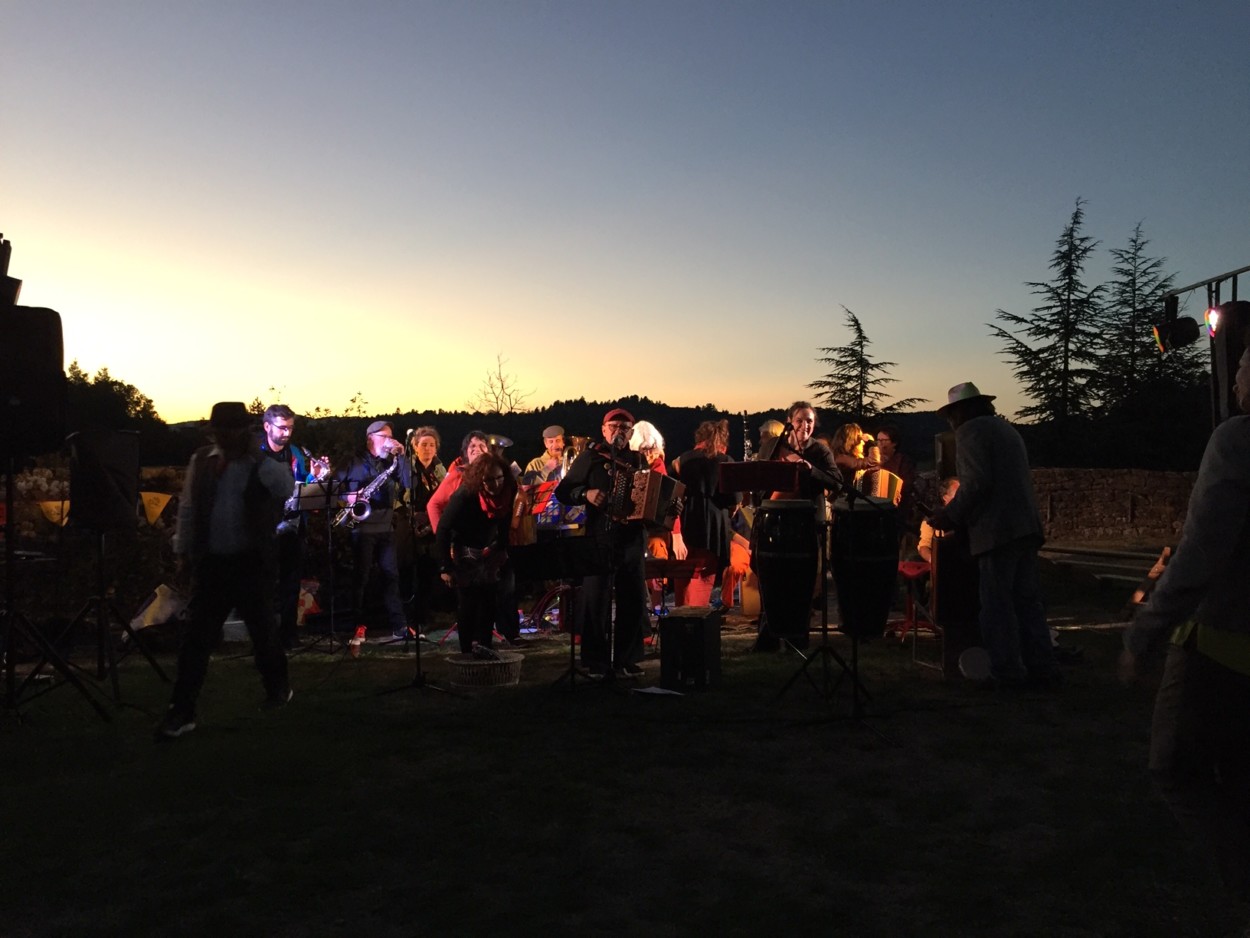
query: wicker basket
[{"left": 447, "top": 650, "right": 524, "bottom": 689}]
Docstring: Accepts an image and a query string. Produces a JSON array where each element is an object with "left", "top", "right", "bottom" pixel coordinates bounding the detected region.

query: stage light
[
  {"left": 1152, "top": 316, "right": 1200, "bottom": 353},
  {"left": 1205, "top": 306, "right": 1221, "bottom": 336}
]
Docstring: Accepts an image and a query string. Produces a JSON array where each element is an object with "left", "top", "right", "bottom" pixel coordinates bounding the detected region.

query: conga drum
[
  {"left": 830, "top": 497, "right": 897, "bottom": 639},
  {"left": 753, "top": 499, "right": 818, "bottom": 651}
]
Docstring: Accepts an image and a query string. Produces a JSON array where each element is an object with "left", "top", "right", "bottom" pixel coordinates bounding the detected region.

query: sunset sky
[{"left": 4, "top": 1, "right": 1249, "bottom": 425}]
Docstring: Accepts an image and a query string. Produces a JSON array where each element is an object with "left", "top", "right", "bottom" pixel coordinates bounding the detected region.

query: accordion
[
  {"left": 609, "top": 469, "right": 686, "bottom": 529},
  {"left": 858, "top": 468, "right": 903, "bottom": 506}
]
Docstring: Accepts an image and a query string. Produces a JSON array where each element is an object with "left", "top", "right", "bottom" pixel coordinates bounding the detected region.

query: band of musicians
[{"left": 160, "top": 379, "right": 1049, "bottom": 735}]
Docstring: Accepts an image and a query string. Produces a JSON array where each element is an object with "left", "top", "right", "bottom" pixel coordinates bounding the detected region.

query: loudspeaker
[
  {"left": 68, "top": 430, "right": 140, "bottom": 532},
  {"left": 659, "top": 607, "right": 722, "bottom": 691},
  {"left": 1211, "top": 300, "right": 1250, "bottom": 425},
  {"left": 0, "top": 306, "right": 66, "bottom": 458}
]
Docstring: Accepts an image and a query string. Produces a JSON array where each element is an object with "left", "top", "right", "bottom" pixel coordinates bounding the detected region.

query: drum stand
[
  {"left": 1, "top": 458, "right": 110, "bottom": 722},
  {"left": 777, "top": 518, "right": 873, "bottom": 717}
]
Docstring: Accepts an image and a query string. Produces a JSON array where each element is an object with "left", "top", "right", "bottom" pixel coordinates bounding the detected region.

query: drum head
[{"left": 958, "top": 646, "right": 991, "bottom": 682}]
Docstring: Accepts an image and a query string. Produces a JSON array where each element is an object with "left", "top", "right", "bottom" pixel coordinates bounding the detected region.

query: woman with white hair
[{"left": 630, "top": 420, "right": 686, "bottom": 610}]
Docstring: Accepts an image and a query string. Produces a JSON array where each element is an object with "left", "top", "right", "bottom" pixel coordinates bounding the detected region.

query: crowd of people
[{"left": 147, "top": 376, "right": 1250, "bottom": 909}]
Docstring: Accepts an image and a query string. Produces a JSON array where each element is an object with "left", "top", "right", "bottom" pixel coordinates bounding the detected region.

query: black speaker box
[
  {"left": 0, "top": 306, "right": 66, "bottom": 457},
  {"left": 659, "top": 606, "right": 722, "bottom": 691},
  {"left": 68, "top": 430, "right": 140, "bottom": 532}
]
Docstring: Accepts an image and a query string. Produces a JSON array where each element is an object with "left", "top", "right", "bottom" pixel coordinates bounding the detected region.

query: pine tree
[
  {"left": 808, "top": 307, "right": 925, "bottom": 419},
  {"left": 991, "top": 198, "right": 1104, "bottom": 424},
  {"left": 1095, "top": 222, "right": 1203, "bottom": 414}
]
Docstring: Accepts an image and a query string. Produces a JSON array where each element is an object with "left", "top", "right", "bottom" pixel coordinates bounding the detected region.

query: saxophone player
[{"left": 336, "top": 420, "right": 414, "bottom": 642}]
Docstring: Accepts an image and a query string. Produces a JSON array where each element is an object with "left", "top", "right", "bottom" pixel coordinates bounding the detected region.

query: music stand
[
  {"left": 291, "top": 480, "right": 348, "bottom": 656},
  {"left": 512, "top": 537, "right": 612, "bottom": 691}
]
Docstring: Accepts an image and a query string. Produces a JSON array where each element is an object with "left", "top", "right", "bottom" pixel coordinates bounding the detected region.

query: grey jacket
[
  {"left": 1126, "top": 416, "right": 1250, "bottom": 655},
  {"left": 942, "top": 414, "right": 1044, "bottom": 556}
]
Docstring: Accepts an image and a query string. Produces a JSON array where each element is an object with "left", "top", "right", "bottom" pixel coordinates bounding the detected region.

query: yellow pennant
[
  {"left": 38, "top": 500, "right": 70, "bottom": 526},
  {"left": 140, "top": 491, "right": 172, "bottom": 525}
]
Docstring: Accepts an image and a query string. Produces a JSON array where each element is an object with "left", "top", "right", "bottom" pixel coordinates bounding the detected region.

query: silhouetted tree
[
  {"left": 808, "top": 307, "right": 925, "bottom": 419},
  {"left": 66, "top": 361, "right": 162, "bottom": 431},
  {"left": 1094, "top": 222, "right": 1204, "bottom": 415},
  {"left": 992, "top": 198, "right": 1104, "bottom": 424},
  {"left": 466, "top": 353, "right": 531, "bottom": 414}
]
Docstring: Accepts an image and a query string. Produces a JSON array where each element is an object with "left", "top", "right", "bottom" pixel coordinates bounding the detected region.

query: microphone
[{"left": 781, "top": 421, "right": 794, "bottom": 434}]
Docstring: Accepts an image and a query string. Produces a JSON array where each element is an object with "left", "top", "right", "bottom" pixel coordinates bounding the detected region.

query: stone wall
[{"left": 1032, "top": 468, "right": 1195, "bottom": 546}]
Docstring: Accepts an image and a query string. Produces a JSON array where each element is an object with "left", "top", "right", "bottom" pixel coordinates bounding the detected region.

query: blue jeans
[{"left": 976, "top": 537, "right": 1054, "bottom": 682}]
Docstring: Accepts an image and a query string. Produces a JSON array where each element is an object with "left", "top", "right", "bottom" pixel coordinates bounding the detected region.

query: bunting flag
[
  {"left": 38, "top": 500, "right": 70, "bottom": 526},
  {"left": 140, "top": 491, "right": 173, "bottom": 526}
]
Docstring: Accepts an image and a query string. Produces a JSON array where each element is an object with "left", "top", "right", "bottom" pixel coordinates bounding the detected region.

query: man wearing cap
[
  {"left": 336, "top": 420, "right": 414, "bottom": 641},
  {"left": 523, "top": 425, "right": 566, "bottom": 482},
  {"left": 555, "top": 407, "right": 650, "bottom": 679},
  {"left": 157, "top": 402, "right": 295, "bottom": 739},
  {"left": 929, "top": 382, "right": 1058, "bottom": 688}
]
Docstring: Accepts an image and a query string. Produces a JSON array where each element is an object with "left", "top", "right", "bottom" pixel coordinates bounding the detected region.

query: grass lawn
[{"left": 2, "top": 564, "right": 1244, "bottom": 937}]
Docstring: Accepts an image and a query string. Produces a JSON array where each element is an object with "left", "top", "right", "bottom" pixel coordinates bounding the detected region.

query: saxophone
[{"left": 334, "top": 457, "right": 401, "bottom": 529}]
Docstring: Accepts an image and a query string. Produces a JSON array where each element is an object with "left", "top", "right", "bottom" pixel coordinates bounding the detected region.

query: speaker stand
[{"left": 2, "top": 458, "right": 110, "bottom": 722}]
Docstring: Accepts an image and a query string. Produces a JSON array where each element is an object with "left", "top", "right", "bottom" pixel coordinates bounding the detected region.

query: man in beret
[
  {"left": 523, "top": 425, "right": 566, "bottom": 482},
  {"left": 929, "top": 382, "right": 1058, "bottom": 689},
  {"left": 157, "top": 401, "right": 294, "bottom": 739},
  {"left": 555, "top": 407, "right": 650, "bottom": 679}
]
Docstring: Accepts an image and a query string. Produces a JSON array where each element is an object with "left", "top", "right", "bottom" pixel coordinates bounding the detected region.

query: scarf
[{"left": 479, "top": 489, "right": 508, "bottom": 519}]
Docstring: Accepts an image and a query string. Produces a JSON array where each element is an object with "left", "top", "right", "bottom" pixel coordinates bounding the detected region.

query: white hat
[{"left": 937, "top": 382, "right": 996, "bottom": 416}]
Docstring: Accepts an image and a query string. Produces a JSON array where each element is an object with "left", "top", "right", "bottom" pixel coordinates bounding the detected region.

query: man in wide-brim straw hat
[{"left": 929, "top": 382, "right": 1060, "bottom": 689}]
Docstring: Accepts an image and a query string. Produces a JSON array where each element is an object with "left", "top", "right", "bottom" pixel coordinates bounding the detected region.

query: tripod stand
[
  {"left": 779, "top": 483, "right": 895, "bottom": 718},
  {"left": 57, "top": 528, "right": 169, "bottom": 703},
  {"left": 379, "top": 602, "right": 452, "bottom": 697},
  {"left": 2, "top": 457, "right": 109, "bottom": 721}
]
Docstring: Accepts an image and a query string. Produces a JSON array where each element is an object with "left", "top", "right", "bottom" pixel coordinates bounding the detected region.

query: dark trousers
[
  {"left": 495, "top": 564, "right": 520, "bottom": 642},
  {"left": 171, "top": 551, "right": 289, "bottom": 714},
  {"left": 276, "top": 530, "right": 302, "bottom": 644},
  {"left": 350, "top": 529, "right": 407, "bottom": 631},
  {"left": 1150, "top": 641, "right": 1250, "bottom": 901},
  {"left": 577, "top": 533, "right": 648, "bottom": 669},
  {"left": 976, "top": 537, "right": 1055, "bottom": 683},
  {"left": 456, "top": 584, "right": 499, "bottom": 653}
]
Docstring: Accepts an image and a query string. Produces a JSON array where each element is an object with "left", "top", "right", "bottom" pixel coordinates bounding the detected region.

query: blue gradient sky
[{"left": 4, "top": 1, "right": 1248, "bottom": 424}]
